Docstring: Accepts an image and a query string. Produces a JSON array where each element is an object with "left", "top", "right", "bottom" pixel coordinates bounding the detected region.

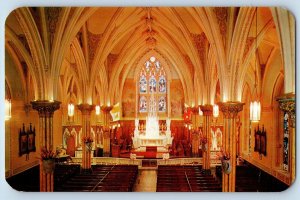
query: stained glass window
[
  {"left": 283, "top": 112, "right": 289, "bottom": 171},
  {"left": 138, "top": 56, "right": 167, "bottom": 113}
]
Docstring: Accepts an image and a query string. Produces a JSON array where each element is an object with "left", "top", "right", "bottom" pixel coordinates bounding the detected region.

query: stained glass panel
[
  {"left": 159, "top": 75, "right": 166, "bottom": 93},
  {"left": 139, "top": 75, "right": 147, "bottom": 93},
  {"left": 149, "top": 76, "right": 156, "bottom": 93},
  {"left": 158, "top": 96, "right": 166, "bottom": 112},
  {"left": 139, "top": 96, "right": 147, "bottom": 112}
]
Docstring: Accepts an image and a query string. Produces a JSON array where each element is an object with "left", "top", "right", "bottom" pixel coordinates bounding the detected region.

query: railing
[
  {"left": 90, "top": 171, "right": 110, "bottom": 192},
  {"left": 72, "top": 157, "right": 142, "bottom": 166},
  {"left": 157, "top": 158, "right": 203, "bottom": 165},
  {"left": 71, "top": 157, "right": 220, "bottom": 168},
  {"left": 185, "top": 171, "right": 192, "bottom": 192}
]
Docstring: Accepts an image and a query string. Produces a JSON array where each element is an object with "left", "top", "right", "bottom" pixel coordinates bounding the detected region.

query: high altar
[{"left": 132, "top": 117, "right": 173, "bottom": 148}]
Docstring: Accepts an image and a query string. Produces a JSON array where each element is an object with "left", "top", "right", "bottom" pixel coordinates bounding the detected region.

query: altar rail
[
  {"left": 70, "top": 157, "right": 220, "bottom": 168},
  {"left": 71, "top": 157, "right": 142, "bottom": 166}
]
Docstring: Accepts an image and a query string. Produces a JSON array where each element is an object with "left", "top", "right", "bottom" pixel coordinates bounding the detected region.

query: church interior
[{"left": 4, "top": 7, "right": 295, "bottom": 192}]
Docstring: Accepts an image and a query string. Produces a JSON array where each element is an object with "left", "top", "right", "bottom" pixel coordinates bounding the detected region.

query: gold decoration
[
  {"left": 100, "top": 105, "right": 113, "bottom": 113},
  {"left": 31, "top": 100, "right": 61, "bottom": 117},
  {"left": 77, "top": 104, "right": 95, "bottom": 115},
  {"left": 218, "top": 101, "right": 244, "bottom": 119},
  {"left": 200, "top": 104, "right": 213, "bottom": 116},
  {"left": 277, "top": 93, "right": 295, "bottom": 128}
]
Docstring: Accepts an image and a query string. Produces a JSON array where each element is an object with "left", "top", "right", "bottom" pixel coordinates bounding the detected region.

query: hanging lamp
[
  {"left": 250, "top": 8, "right": 261, "bottom": 122},
  {"left": 5, "top": 99, "right": 11, "bottom": 120},
  {"left": 67, "top": 43, "right": 75, "bottom": 118}
]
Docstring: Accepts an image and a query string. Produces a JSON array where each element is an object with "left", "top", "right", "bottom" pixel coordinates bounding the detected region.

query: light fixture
[
  {"left": 213, "top": 104, "right": 219, "bottom": 118},
  {"left": 67, "top": 42, "right": 75, "bottom": 118},
  {"left": 68, "top": 103, "right": 74, "bottom": 117},
  {"left": 95, "top": 105, "right": 100, "bottom": 115},
  {"left": 5, "top": 99, "right": 11, "bottom": 120},
  {"left": 250, "top": 8, "right": 261, "bottom": 122},
  {"left": 198, "top": 106, "right": 203, "bottom": 116}
]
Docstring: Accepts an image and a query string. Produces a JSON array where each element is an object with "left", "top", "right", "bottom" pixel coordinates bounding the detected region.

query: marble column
[
  {"left": 31, "top": 100, "right": 61, "bottom": 192},
  {"left": 101, "top": 106, "right": 113, "bottom": 156},
  {"left": 277, "top": 93, "right": 295, "bottom": 184},
  {"left": 77, "top": 104, "right": 94, "bottom": 171},
  {"left": 218, "top": 101, "right": 244, "bottom": 192},
  {"left": 199, "top": 105, "right": 213, "bottom": 171}
]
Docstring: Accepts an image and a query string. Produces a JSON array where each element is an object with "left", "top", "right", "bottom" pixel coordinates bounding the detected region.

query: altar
[
  {"left": 132, "top": 118, "right": 173, "bottom": 149},
  {"left": 140, "top": 138, "right": 164, "bottom": 146}
]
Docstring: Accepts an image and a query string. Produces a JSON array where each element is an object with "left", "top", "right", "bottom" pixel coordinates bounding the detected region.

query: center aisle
[{"left": 133, "top": 169, "right": 157, "bottom": 192}]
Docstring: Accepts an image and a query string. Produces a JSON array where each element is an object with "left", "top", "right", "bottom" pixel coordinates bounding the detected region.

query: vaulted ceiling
[{"left": 5, "top": 7, "right": 284, "bottom": 107}]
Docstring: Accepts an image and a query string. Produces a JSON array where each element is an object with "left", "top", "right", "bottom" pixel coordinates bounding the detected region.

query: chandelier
[{"left": 250, "top": 8, "right": 261, "bottom": 122}]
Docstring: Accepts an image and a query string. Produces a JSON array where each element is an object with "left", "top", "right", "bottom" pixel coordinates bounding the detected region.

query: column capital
[
  {"left": 218, "top": 101, "right": 244, "bottom": 119},
  {"left": 199, "top": 104, "right": 213, "bottom": 116},
  {"left": 31, "top": 100, "right": 61, "bottom": 117},
  {"left": 77, "top": 104, "right": 95, "bottom": 115},
  {"left": 277, "top": 93, "right": 295, "bottom": 128},
  {"left": 101, "top": 105, "right": 113, "bottom": 113}
]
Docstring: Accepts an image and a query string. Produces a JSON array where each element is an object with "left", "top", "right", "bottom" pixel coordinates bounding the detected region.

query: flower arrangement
[
  {"left": 82, "top": 136, "right": 93, "bottom": 143},
  {"left": 216, "top": 148, "right": 231, "bottom": 160},
  {"left": 40, "top": 146, "right": 57, "bottom": 160}
]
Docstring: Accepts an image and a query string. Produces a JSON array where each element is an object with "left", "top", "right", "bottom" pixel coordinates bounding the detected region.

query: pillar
[
  {"left": 200, "top": 105, "right": 213, "bottom": 171},
  {"left": 191, "top": 106, "right": 199, "bottom": 130},
  {"left": 218, "top": 101, "right": 244, "bottom": 192},
  {"left": 101, "top": 106, "right": 113, "bottom": 156},
  {"left": 101, "top": 105, "right": 113, "bottom": 127},
  {"left": 277, "top": 93, "right": 295, "bottom": 184},
  {"left": 77, "top": 104, "right": 94, "bottom": 171},
  {"left": 31, "top": 100, "right": 61, "bottom": 192}
]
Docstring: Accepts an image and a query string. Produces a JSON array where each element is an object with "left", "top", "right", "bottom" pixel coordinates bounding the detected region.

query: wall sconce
[
  {"left": 95, "top": 105, "right": 100, "bottom": 115},
  {"left": 198, "top": 106, "right": 203, "bottom": 116},
  {"left": 68, "top": 103, "right": 74, "bottom": 117},
  {"left": 250, "top": 101, "right": 261, "bottom": 122},
  {"left": 213, "top": 104, "right": 219, "bottom": 118},
  {"left": 5, "top": 99, "right": 11, "bottom": 121}
]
